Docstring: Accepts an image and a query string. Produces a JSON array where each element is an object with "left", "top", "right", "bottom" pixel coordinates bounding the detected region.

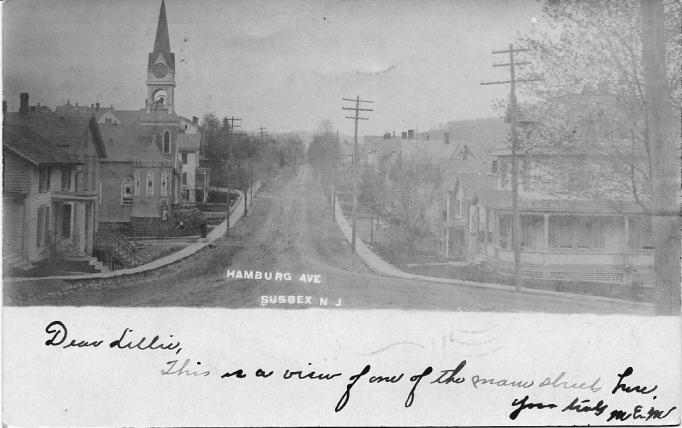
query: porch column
[
  {"left": 622, "top": 216, "right": 631, "bottom": 283},
  {"left": 543, "top": 214, "right": 550, "bottom": 274},
  {"left": 543, "top": 214, "right": 550, "bottom": 249},
  {"left": 445, "top": 194, "right": 450, "bottom": 258},
  {"left": 76, "top": 202, "right": 87, "bottom": 256},
  {"left": 623, "top": 216, "right": 629, "bottom": 249}
]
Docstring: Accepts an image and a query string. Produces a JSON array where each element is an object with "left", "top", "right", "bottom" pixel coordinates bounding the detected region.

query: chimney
[
  {"left": 408, "top": 129, "right": 414, "bottom": 140},
  {"left": 19, "top": 93, "right": 29, "bottom": 114},
  {"left": 444, "top": 132, "right": 450, "bottom": 144},
  {"left": 192, "top": 116, "right": 199, "bottom": 124},
  {"left": 401, "top": 131, "right": 408, "bottom": 140},
  {"left": 392, "top": 130, "right": 395, "bottom": 138}
]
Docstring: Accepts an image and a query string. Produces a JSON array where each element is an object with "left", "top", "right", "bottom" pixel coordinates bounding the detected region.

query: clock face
[
  {"left": 153, "top": 89, "right": 168, "bottom": 105},
  {"left": 152, "top": 63, "right": 168, "bottom": 78}
]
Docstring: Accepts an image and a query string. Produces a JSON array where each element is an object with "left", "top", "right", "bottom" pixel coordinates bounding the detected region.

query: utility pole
[
  {"left": 250, "top": 125, "right": 267, "bottom": 217},
  {"left": 343, "top": 95, "right": 373, "bottom": 254},
  {"left": 481, "top": 43, "right": 540, "bottom": 291},
  {"left": 258, "top": 125, "right": 267, "bottom": 145},
  {"left": 330, "top": 130, "right": 339, "bottom": 222},
  {"left": 640, "top": 0, "right": 680, "bottom": 314},
  {"left": 223, "top": 116, "right": 241, "bottom": 235}
]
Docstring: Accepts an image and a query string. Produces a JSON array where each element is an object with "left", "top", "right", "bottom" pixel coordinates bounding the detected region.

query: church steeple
[
  {"left": 146, "top": 0, "right": 175, "bottom": 112},
  {"left": 153, "top": 0, "right": 171, "bottom": 54}
]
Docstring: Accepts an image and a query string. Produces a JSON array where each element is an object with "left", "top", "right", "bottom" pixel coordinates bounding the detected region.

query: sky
[{"left": 2, "top": 0, "right": 544, "bottom": 135}]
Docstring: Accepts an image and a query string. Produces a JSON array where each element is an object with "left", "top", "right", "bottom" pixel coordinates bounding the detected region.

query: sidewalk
[
  {"left": 5, "top": 181, "right": 261, "bottom": 284},
  {"left": 333, "top": 197, "right": 654, "bottom": 310}
]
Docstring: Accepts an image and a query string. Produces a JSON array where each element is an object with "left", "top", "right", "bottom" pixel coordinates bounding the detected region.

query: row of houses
[
  {"left": 362, "top": 89, "right": 657, "bottom": 287},
  {"left": 2, "top": 1, "right": 210, "bottom": 273}
]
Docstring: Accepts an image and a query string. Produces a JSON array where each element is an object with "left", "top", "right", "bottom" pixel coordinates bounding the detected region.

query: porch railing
[{"left": 94, "top": 231, "right": 151, "bottom": 269}]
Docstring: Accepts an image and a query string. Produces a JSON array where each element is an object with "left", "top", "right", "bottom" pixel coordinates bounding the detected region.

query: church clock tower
[{"left": 146, "top": 0, "right": 175, "bottom": 113}]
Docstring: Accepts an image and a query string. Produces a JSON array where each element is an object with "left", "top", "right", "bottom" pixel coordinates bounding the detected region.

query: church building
[{"left": 56, "top": 0, "right": 205, "bottom": 235}]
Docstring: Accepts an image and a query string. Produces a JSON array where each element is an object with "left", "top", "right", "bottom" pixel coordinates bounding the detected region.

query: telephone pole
[
  {"left": 223, "top": 116, "right": 241, "bottom": 235},
  {"left": 258, "top": 125, "right": 267, "bottom": 144},
  {"left": 343, "top": 95, "right": 373, "bottom": 254},
  {"left": 481, "top": 43, "right": 540, "bottom": 291},
  {"left": 640, "top": 0, "right": 680, "bottom": 314},
  {"left": 250, "top": 125, "right": 267, "bottom": 217}
]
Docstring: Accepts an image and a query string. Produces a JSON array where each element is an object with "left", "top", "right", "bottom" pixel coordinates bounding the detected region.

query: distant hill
[{"left": 428, "top": 117, "right": 508, "bottom": 155}]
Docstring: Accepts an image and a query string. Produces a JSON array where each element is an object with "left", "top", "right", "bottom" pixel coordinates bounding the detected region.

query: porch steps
[
  {"left": 94, "top": 232, "right": 151, "bottom": 269},
  {"left": 2, "top": 252, "right": 36, "bottom": 271},
  {"left": 63, "top": 256, "right": 111, "bottom": 273},
  {"left": 87, "top": 257, "right": 110, "bottom": 273}
]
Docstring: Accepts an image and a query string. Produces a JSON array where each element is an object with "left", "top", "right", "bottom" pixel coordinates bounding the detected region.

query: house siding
[
  {"left": 2, "top": 151, "right": 31, "bottom": 192},
  {"left": 99, "top": 163, "right": 133, "bottom": 223}
]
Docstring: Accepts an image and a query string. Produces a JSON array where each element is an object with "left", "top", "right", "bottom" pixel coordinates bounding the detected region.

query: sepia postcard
[{"left": 2, "top": 0, "right": 680, "bottom": 426}]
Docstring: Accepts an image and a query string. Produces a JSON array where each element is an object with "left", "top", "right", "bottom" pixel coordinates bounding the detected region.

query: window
[
  {"left": 39, "top": 165, "right": 50, "bottom": 192},
  {"left": 629, "top": 217, "right": 654, "bottom": 250},
  {"left": 181, "top": 152, "right": 188, "bottom": 164},
  {"left": 522, "top": 157, "right": 531, "bottom": 190},
  {"left": 121, "top": 177, "right": 133, "bottom": 205},
  {"left": 146, "top": 172, "right": 154, "bottom": 197},
  {"left": 160, "top": 171, "right": 168, "bottom": 197},
  {"left": 521, "top": 215, "right": 543, "bottom": 249},
  {"left": 134, "top": 171, "right": 141, "bottom": 196},
  {"left": 182, "top": 172, "right": 188, "bottom": 185},
  {"left": 549, "top": 216, "right": 606, "bottom": 250},
  {"left": 195, "top": 171, "right": 206, "bottom": 187},
  {"left": 499, "top": 215, "right": 512, "bottom": 249},
  {"left": 61, "top": 167, "right": 71, "bottom": 191},
  {"left": 499, "top": 161, "right": 508, "bottom": 189},
  {"left": 492, "top": 160, "right": 498, "bottom": 174},
  {"left": 163, "top": 131, "right": 171, "bottom": 154},
  {"left": 37, "top": 206, "right": 49, "bottom": 247},
  {"left": 61, "top": 204, "right": 72, "bottom": 237}
]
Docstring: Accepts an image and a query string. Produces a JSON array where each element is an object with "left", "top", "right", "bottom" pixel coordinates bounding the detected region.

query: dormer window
[{"left": 163, "top": 130, "right": 171, "bottom": 154}]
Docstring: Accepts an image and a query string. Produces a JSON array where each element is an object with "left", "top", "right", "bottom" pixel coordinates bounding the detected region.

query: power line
[
  {"left": 481, "top": 43, "right": 541, "bottom": 291},
  {"left": 342, "top": 95, "right": 373, "bottom": 254}
]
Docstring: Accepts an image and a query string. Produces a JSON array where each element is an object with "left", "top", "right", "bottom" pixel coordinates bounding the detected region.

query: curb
[
  {"left": 332, "top": 197, "right": 654, "bottom": 311},
  {"left": 5, "top": 182, "right": 261, "bottom": 284}
]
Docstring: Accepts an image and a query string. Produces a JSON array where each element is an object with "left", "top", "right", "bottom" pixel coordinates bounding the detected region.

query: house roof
[
  {"left": 95, "top": 110, "right": 163, "bottom": 162},
  {"left": 3, "top": 124, "right": 80, "bottom": 165},
  {"left": 177, "top": 133, "right": 201, "bottom": 152},
  {"left": 473, "top": 189, "right": 644, "bottom": 214},
  {"left": 3, "top": 111, "right": 107, "bottom": 159},
  {"left": 455, "top": 173, "right": 498, "bottom": 200}
]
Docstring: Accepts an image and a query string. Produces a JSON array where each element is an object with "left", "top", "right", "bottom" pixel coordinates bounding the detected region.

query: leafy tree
[
  {"left": 388, "top": 156, "right": 442, "bottom": 261},
  {"left": 307, "top": 120, "right": 340, "bottom": 187},
  {"left": 515, "top": 0, "right": 681, "bottom": 212}
]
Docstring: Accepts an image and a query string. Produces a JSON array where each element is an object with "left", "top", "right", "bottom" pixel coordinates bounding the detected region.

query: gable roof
[
  {"left": 3, "top": 124, "right": 80, "bottom": 165},
  {"left": 95, "top": 110, "right": 163, "bottom": 162},
  {"left": 472, "top": 189, "right": 644, "bottom": 214},
  {"left": 4, "top": 111, "right": 107, "bottom": 159},
  {"left": 455, "top": 173, "right": 498, "bottom": 200},
  {"left": 177, "top": 133, "right": 201, "bottom": 152}
]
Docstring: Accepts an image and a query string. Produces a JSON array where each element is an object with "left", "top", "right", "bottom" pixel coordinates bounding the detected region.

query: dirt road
[{"left": 6, "top": 166, "right": 651, "bottom": 314}]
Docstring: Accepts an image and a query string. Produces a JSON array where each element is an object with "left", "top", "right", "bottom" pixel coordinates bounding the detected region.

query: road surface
[{"left": 6, "top": 166, "right": 651, "bottom": 313}]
